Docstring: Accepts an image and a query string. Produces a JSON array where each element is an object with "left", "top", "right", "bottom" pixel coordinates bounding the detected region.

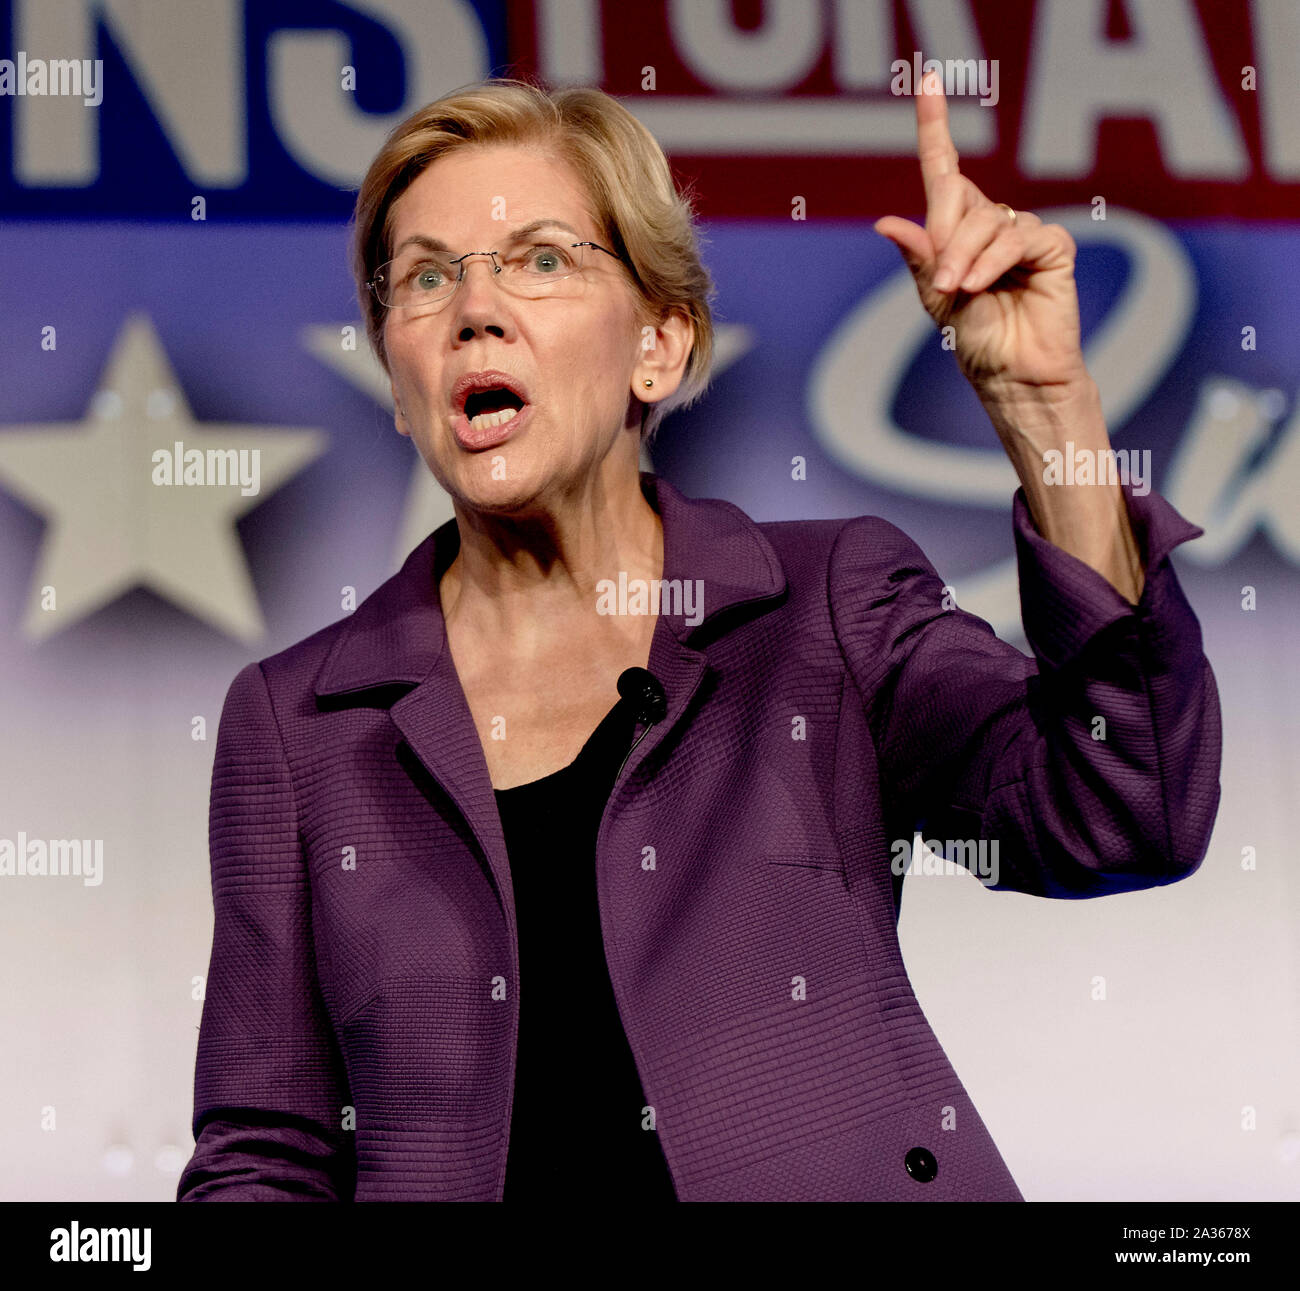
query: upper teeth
[{"left": 468, "top": 406, "right": 519, "bottom": 432}]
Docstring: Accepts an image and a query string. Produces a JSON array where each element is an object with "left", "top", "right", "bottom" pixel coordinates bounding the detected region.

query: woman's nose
[
  {"left": 450, "top": 254, "right": 512, "bottom": 338},
  {"left": 453, "top": 254, "right": 503, "bottom": 306}
]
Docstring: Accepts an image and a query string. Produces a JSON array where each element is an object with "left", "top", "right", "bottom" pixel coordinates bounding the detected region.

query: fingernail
[{"left": 933, "top": 266, "right": 955, "bottom": 291}]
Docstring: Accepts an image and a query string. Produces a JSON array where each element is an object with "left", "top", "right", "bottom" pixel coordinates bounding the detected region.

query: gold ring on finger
[{"left": 995, "top": 202, "right": 1018, "bottom": 225}]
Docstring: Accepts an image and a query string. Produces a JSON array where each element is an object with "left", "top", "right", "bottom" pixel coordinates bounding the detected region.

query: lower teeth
[{"left": 468, "top": 407, "right": 520, "bottom": 432}]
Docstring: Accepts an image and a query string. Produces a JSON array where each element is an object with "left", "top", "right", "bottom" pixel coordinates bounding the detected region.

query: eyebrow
[{"left": 391, "top": 219, "right": 584, "bottom": 257}]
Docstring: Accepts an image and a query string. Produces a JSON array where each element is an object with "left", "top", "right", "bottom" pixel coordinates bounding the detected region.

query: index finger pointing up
[{"left": 916, "top": 69, "right": 960, "bottom": 205}]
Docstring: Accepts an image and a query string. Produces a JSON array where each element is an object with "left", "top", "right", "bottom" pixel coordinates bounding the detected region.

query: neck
[{"left": 438, "top": 460, "right": 664, "bottom": 654}]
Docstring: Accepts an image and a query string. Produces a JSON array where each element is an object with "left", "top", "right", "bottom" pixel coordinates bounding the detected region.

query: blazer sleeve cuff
[{"left": 1012, "top": 482, "right": 1205, "bottom": 671}]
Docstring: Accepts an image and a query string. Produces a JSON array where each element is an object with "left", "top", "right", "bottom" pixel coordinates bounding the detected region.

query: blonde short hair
[{"left": 351, "top": 77, "right": 715, "bottom": 443}]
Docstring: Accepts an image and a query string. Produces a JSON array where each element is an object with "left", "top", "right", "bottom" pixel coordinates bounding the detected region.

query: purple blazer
[{"left": 178, "top": 472, "right": 1221, "bottom": 1201}]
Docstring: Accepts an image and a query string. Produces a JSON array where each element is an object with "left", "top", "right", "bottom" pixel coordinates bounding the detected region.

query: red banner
[{"left": 507, "top": 0, "right": 1299, "bottom": 219}]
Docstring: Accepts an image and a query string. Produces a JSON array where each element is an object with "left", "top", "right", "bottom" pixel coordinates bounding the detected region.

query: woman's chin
[{"left": 446, "top": 454, "right": 550, "bottom": 515}]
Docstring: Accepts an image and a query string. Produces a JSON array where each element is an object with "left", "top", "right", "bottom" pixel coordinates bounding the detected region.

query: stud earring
[{"left": 642, "top": 379, "right": 654, "bottom": 388}]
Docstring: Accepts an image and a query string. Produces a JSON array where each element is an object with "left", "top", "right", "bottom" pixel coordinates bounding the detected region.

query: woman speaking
[{"left": 177, "top": 75, "right": 1221, "bottom": 1202}]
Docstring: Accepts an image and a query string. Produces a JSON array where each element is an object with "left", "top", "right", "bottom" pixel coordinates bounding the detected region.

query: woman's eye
[
  {"left": 396, "top": 260, "right": 449, "bottom": 292},
  {"left": 412, "top": 264, "right": 448, "bottom": 290},
  {"left": 527, "top": 245, "right": 568, "bottom": 273}
]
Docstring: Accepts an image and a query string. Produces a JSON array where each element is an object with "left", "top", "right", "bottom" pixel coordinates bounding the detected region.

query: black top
[{"left": 495, "top": 697, "right": 678, "bottom": 1201}]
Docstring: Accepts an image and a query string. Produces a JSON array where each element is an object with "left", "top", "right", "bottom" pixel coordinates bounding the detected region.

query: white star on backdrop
[{"left": 0, "top": 313, "right": 326, "bottom": 643}]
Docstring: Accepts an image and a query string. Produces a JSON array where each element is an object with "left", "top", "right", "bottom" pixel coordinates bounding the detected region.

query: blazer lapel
[{"left": 312, "top": 471, "right": 788, "bottom": 913}]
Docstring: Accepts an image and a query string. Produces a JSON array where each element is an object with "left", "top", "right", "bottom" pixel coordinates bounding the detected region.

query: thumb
[{"left": 874, "top": 216, "right": 933, "bottom": 280}]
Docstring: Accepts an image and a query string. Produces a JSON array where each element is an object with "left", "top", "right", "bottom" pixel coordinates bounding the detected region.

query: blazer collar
[{"left": 313, "top": 472, "right": 786, "bottom": 698}]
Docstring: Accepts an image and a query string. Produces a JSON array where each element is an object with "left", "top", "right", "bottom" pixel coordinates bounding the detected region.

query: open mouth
[{"left": 463, "top": 387, "right": 526, "bottom": 432}]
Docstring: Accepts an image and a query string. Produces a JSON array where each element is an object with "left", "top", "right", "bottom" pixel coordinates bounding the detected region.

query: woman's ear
[
  {"left": 391, "top": 380, "right": 410, "bottom": 437},
  {"left": 632, "top": 310, "right": 693, "bottom": 404}
]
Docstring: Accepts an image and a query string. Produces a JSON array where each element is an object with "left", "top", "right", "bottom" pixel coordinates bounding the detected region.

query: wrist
[
  {"left": 978, "top": 374, "right": 1103, "bottom": 469},
  {"left": 976, "top": 368, "right": 1096, "bottom": 415}
]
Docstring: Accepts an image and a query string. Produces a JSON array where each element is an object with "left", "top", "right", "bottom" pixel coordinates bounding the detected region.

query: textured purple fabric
[{"left": 178, "top": 472, "right": 1221, "bottom": 1202}]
